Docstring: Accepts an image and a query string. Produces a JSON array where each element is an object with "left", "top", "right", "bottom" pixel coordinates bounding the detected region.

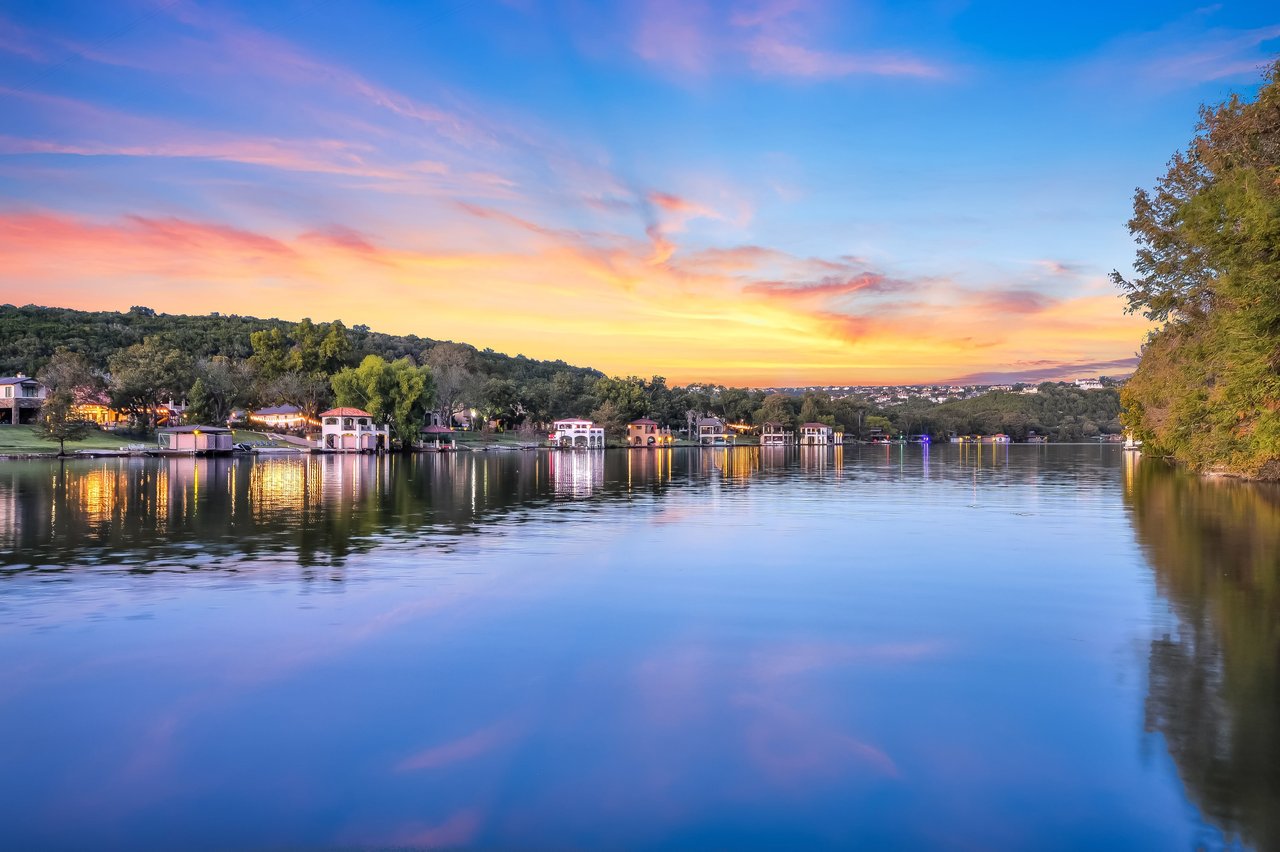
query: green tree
[
  {"left": 331, "top": 355, "right": 433, "bottom": 448},
  {"left": 425, "top": 343, "right": 474, "bottom": 426},
  {"left": 266, "top": 371, "right": 332, "bottom": 423},
  {"left": 108, "top": 337, "right": 193, "bottom": 429},
  {"left": 37, "top": 348, "right": 101, "bottom": 399},
  {"left": 591, "top": 375, "right": 651, "bottom": 424},
  {"left": 38, "top": 390, "right": 91, "bottom": 455},
  {"left": 477, "top": 377, "right": 522, "bottom": 430},
  {"left": 186, "top": 357, "right": 253, "bottom": 424},
  {"left": 249, "top": 327, "right": 291, "bottom": 381},
  {"left": 1114, "top": 60, "right": 1280, "bottom": 478},
  {"left": 755, "top": 393, "right": 797, "bottom": 428}
]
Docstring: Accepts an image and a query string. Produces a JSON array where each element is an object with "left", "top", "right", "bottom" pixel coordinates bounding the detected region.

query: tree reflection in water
[
  {"left": 0, "top": 449, "right": 798, "bottom": 575},
  {"left": 1124, "top": 454, "right": 1280, "bottom": 851}
]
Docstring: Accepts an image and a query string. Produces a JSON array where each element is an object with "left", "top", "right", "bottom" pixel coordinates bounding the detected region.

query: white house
[
  {"left": 318, "top": 407, "right": 389, "bottom": 452},
  {"left": 800, "top": 422, "right": 836, "bottom": 445},
  {"left": 551, "top": 418, "right": 605, "bottom": 448},
  {"left": 1074, "top": 378, "right": 1104, "bottom": 390}
]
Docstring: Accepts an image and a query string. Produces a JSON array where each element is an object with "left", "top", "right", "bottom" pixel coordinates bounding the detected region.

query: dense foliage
[
  {"left": 887, "top": 384, "right": 1122, "bottom": 441},
  {"left": 3, "top": 304, "right": 1126, "bottom": 444},
  {"left": 1113, "top": 60, "right": 1280, "bottom": 478}
]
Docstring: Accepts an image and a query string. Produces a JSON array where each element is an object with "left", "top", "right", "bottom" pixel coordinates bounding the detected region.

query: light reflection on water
[{"left": 0, "top": 446, "right": 1275, "bottom": 850}]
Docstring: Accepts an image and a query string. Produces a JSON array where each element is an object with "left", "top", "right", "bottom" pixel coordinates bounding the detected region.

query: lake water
[{"left": 0, "top": 446, "right": 1276, "bottom": 850}]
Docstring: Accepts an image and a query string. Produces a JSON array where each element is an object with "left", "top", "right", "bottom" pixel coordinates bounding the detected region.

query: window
[{"left": 3, "top": 386, "right": 10, "bottom": 398}]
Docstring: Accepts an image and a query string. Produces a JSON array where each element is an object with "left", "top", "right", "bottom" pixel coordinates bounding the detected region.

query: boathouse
[
  {"left": 696, "top": 417, "right": 734, "bottom": 446},
  {"left": 800, "top": 422, "right": 835, "bottom": 446},
  {"left": 627, "top": 418, "right": 672, "bottom": 447},
  {"left": 551, "top": 418, "right": 605, "bottom": 448},
  {"left": 760, "top": 421, "right": 793, "bottom": 446},
  {"left": 318, "top": 407, "right": 389, "bottom": 452},
  {"left": 157, "top": 425, "right": 234, "bottom": 455}
]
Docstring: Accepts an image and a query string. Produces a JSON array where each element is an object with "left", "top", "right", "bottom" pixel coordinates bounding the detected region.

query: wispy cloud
[
  {"left": 945, "top": 356, "right": 1141, "bottom": 384},
  {"left": 629, "top": 0, "right": 949, "bottom": 81},
  {"left": 1080, "top": 11, "right": 1280, "bottom": 90},
  {"left": 744, "top": 37, "right": 947, "bottom": 80}
]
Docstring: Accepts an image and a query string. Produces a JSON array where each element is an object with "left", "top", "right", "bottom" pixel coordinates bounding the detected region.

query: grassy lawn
[
  {"left": 0, "top": 425, "right": 143, "bottom": 453},
  {"left": 231, "top": 429, "right": 299, "bottom": 448},
  {"left": 452, "top": 430, "right": 544, "bottom": 447}
]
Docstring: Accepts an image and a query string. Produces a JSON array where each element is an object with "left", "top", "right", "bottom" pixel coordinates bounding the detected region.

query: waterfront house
[
  {"left": 551, "top": 418, "right": 605, "bottom": 448},
  {"left": 0, "top": 375, "right": 46, "bottom": 425},
  {"left": 696, "top": 417, "right": 734, "bottom": 446},
  {"left": 249, "top": 404, "right": 310, "bottom": 430},
  {"left": 74, "top": 393, "right": 181, "bottom": 428},
  {"left": 760, "top": 421, "right": 793, "bottom": 446},
  {"left": 73, "top": 392, "right": 127, "bottom": 428},
  {"left": 800, "top": 422, "right": 836, "bottom": 446},
  {"left": 627, "top": 418, "right": 673, "bottom": 447},
  {"left": 157, "top": 425, "right": 234, "bottom": 455},
  {"left": 318, "top": 407, "right": 389, "bottom": 452}
]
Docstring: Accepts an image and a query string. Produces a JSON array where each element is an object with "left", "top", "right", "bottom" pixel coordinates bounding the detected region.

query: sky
[{"left": 0, "top": 1, "right": 1277, "bottom": 386}]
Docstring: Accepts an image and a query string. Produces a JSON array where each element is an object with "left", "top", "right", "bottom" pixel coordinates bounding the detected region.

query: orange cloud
[{"left": 0, "top": 210, "right": 1152, "bottom": 385}]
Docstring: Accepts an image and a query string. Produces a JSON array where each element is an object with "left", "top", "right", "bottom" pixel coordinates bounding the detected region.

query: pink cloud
[
  {"left": 299, "top": 225, "right": 382, "bottom": 256},
  {"left": 648, "top": 191, "right": 711, "bottom": 216},
  {"left": 972, "top": 288, "right": 1059, "bottom": 314},
  {"left": 746, "top": 271, "right": 912, "bottom": 299},
  {"left": 632, "top": 0, "right": 714, "bottom": 75},
  {"left": 745, "top": 37, "right": 947, "bottom": 80},
  {"left": 396, "top": 720, "right": 523, "bottom": 771}
]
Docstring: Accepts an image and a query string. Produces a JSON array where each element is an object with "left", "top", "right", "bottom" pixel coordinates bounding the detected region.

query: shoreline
[{"left": 0, "top": 441, "right": 1135, "bottom": 461}]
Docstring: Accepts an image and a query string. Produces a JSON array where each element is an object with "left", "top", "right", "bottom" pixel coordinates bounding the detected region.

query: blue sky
[{"left": 1, "top": 1, "right": 1277, "bottom": 384}]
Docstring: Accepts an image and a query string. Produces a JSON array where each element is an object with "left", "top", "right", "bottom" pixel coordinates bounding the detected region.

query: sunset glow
[{"left": 2, "top": 1, "right": 1276, "bottom": 384}]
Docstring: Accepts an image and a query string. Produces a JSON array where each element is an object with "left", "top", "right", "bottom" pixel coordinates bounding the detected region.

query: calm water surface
[{"left": 0, "top": 446, "right": 1276, "bottom": 850}]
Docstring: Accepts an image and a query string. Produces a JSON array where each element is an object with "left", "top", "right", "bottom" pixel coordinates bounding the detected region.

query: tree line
[
  {"left": 1113, "top": 59, "right": 1280, "bottom": 479},
  {"left": 14, "top": 304, "right": 1123, "bottom": 451}
]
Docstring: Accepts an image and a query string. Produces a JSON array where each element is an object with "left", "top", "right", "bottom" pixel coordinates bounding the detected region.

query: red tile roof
[{"left": 320, "top": 407, "right": 372, "bottom": 417}]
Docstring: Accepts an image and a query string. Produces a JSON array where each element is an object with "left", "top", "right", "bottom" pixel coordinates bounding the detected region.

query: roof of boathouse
[{"left": 320, "top": 407, "right": 373, "bottom": 418}]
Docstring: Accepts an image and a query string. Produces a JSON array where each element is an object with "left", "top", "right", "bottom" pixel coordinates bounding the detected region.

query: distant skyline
[{"left": 1, "top": 1, "right": 1277, "bottom": 385}]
